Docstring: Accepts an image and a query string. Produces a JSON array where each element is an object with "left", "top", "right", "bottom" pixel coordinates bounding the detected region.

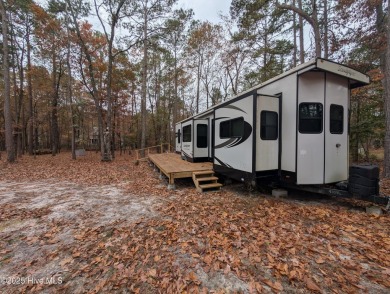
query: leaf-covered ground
[{"left": 0, "top": 152, "right": 389, "bottom": 293}]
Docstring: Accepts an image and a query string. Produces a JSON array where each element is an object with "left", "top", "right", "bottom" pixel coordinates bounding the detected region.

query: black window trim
[
  {"left": 219, "top": 117, "right": 244, "bottom": 139},
  {"left": 330, "top": 104, "right": 344, "bottom": 135},
  {"left": 196, "top": 123, "right": 208, "bottom": 148},
  {"left": 182, "top": 124, "right": 192, "bottom": 142},
  {"left": 260, "top": 110, "right": 279, "bottom": 140},
  {"left": 299, "top": 102, "right": 324, "bottom": 134}
]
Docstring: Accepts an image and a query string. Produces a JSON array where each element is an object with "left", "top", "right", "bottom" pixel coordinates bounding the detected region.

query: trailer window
[
  {"left": 330, "top": 104, "right": 344, "bottom": 134},
  {"left": 260, "top": 111, "right": 278, "bottom": 140},
  {"left": 197, "top": 124, "right": 208, "bottom": 148},
  {"left": 177, "top": 129, "right": 181, "bottom": 143},
  {"left": 299, "top": 103, "right": 323, "bottom": 134},
  {"left": 220, "top": 118, "right": 244, "bottom": 138},
  {"left": 183, "top": 125, "right": 191, "bottom": 142}
]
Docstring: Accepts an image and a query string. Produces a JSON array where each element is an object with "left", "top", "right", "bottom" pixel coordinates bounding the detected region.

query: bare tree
[
  {"left": 131, "top": 0, "right": 176, "bottom": 154},
  {"left": 277, "top": 0, "right": 321, "bottom": 58},
  {"left": 65, "top": 0, "right": 106, "bottom": 160},
  {"left": 94, "top": 0, "right": 128, "bottom": 160},
  {"left": 1, "top": 0, "right": 15, "bottom": 162},
  {"left": 382, "top": 0, "right": 390, "bottom": 176}
]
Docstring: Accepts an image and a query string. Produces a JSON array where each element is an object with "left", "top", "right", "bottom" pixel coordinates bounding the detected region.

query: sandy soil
[
  {"left": 0, "top": 179, "right": 162, "bottom": 293},
  {"left": 0, "top": 152, "right": 389, "bottom": 293}
]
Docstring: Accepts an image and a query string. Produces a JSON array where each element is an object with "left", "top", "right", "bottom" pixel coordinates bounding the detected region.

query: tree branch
[{"left": 276, "top": 2, "right": 314, "bottom": 27}]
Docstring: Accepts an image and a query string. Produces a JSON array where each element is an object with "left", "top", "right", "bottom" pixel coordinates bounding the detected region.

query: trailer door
[
  {"left": 297, "top": 72, "right": 325, "bottom": 184},
  {"left": 175, "top": 124, "right": 181, "bottom": 153},
  {"left": 324, "top": 74, "right": 349, "bottom": 183},
  {"left": 181, "top": 121, "right": 193, "bottom": 160},
  {"left": 194, "top": 119, "right": 209, "bottom": 159},
  {"left": 256, "top": 95, "right": 279, "bottom": 171}
]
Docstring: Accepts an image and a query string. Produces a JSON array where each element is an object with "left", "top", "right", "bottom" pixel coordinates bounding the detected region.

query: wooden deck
[{"left": 148, "top": 153, "right": 213, "bottom": 187}]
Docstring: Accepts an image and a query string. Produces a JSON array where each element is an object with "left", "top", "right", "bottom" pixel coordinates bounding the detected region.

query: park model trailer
[{"left": 176, "top": 58, "right": 371, "bottom": 189}]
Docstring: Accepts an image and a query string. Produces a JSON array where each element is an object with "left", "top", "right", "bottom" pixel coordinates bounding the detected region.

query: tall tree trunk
[
  {"left": 51, "top": 48, "right": 59, "bottom": 156},
  {"left": 27, "top": 27, "right": 34, "bottom": 156},
  {"left": 16, "top": 66, "right": 24, "bottom": 157},
  {"left": 15, "top": 39, "right": 24, "bottom": 158},
  {"left": 140, "top": 2, "right": 148, "bottom": 156},
  {"left": 263, "top": 33, "right": 268, "bottom": 80},
  {"left": 94, "top": 0, "right": 127, "bottom": 160},
  {"left": 67, "top": 0, "right": 105, "bottom": 160},
  {"left": 298, "top": 0, "right": 304, "bottom": 63},
  {"left": 112, "top": 97, "right": 117, "bottom": 157},
  {"left": 277, "top": 0, "right": 321, "bottom": 58},
  {"left": 293, "top": 0, "right": 297, "bottom": 67},
  {"left": 105, "top": 26, "right": 115, "bottom": 161},
  {"left": 311, "top": 0, "right": 321, "bottom": 57},
  {"left": 196, "top": 54, "right": 202, "bottom": 114},
  {"left": 323, "top": 0, "right": 329, "bottom": 59},
  {"left": 172, "top": 42, "right": 178, "bottom": 146},
  {"left": 66, "top": 24, "right": 76, "bottom": 160},
  {"left": 11, "top": 51, "right": 19, "bottom": 158},
  {"left": 1, "top": 0, "right": 15, "bottom": 163},
  {"left": 381, "top": 0, "right": 390, "bottom": 177}
]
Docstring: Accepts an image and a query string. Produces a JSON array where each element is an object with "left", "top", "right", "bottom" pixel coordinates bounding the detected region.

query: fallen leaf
[
  {"left": 204, "top": 255, "right": 212, "bottom": 265},
  {"left": 60, "top": 257, "right": 73, "bottom": 267},
  {"left": 273, "top": 281, "right": 284, "bottom": 291},
  {"left": 148, "top": 269, "right": 157, "bottom": 277},
  {"left": 187, "top": 271, "right": 201, "bottom": 285},
  {"left": 72, "top": 252, "right": 80, "bottom": 258},
  {"left": 267, "top": 253, "right": 275, "bottom": 264},
  {"left": 255, "top": 282, "right": 263, "bottom": 292},
  {"left": 263, "top": 279, "right": 283, "bottom": 291},
  {"left": 306, "top": 277, "right": 322, "bottom": 292}
]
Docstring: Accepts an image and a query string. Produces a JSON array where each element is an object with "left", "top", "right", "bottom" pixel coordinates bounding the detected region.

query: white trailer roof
[{"left": 177, "top": 58, "right": 370, "bottom": 124}]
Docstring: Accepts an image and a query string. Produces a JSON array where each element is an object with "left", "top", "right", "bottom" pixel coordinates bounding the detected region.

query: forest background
[{"left": 0, "top": 0, "right": 389, "bottom": 175}]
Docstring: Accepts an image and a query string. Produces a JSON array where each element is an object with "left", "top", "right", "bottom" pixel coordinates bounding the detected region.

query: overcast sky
[{"left": 177, "top": 0, "right": 231, "bottom": 23}]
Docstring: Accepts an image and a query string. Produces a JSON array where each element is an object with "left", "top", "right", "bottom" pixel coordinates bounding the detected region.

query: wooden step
[
  {"left": 197, "top": 182, "right": 223, "bottom": 192},
  {"left": 197, "top": 176, "right": 218, "bottom": 182},
  {"left": 193, "top": 170, "right": 214, "bottom": 176},
  {"left": 192, "top": 170, "right": 222, "bottom": 192},
  {"left": 199, "top": 183, "right": 223, "bottom": 189}
]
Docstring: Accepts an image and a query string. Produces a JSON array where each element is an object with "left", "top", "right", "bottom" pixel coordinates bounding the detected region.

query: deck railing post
[{"left": 134, "top": 143, "right": 174, "bottom": 161}]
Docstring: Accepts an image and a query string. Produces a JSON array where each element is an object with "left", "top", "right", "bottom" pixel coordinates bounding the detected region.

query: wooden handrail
[{"left": 135, "top": 143, "right": 174, "bottom": 161}]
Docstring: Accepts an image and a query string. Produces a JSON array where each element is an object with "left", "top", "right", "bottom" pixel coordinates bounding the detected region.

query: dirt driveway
[
  {"left": 0, "top": 152, "right": 389, "bottom": 293},
  {"left": 0, "top": 179, "right": 163, "bottom": 293}
]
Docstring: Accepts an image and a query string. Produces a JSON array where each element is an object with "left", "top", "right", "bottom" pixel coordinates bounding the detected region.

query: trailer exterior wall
[
  {"left": 256, "top": 74, "right": 298, "bottom": 173},
  {"left": 297, "top": 71, "right": 349, "bottom": 184},
  {"left": 297, "top": 72, "right": 325, "bottom": 184},
  {"left": 256, "top": 95, "right": 279, "bottom": 171},
  {"left": 214, "top": 94, "right": 254, "bottom": 176},
  {"left": 324, "top": 73, "right": 349, "bottom": 183}
]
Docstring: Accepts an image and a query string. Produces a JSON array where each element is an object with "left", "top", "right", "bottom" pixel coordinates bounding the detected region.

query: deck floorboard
[{"left": 148, "top": 153, "right": 213, "bottom": 185}]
